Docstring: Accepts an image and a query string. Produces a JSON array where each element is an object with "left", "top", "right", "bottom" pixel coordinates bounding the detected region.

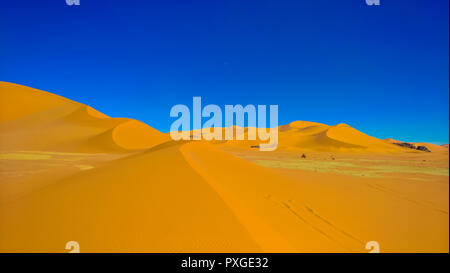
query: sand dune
[
  {"left": 0, "top": 82, "right": 168, "bottom": 152},
  {"left": 220, "top": 121, "right": 409, "bottom": 153},
  {"left": 179, "top": 121, "right": 439, "bottom": 155},
  {"left": 279, "top": 121, "right": 407, "bottom": 152},
  {"left": 0, "top": 82, "right": 448, "bottom": 253}
]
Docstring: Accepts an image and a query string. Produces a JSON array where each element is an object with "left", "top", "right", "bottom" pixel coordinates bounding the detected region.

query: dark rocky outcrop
[
  {"left": 393, "top": 142, "right": 416, "bottom": 149},
  {"left": 393, "top": 142, "right": 431, "bottom": 152},
  {"left": 416, "top": 146, "right": 431, "bottom": 152}
]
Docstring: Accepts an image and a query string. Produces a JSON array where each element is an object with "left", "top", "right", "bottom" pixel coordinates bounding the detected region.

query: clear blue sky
[{"left": 1, "top": 0, "right": 448, "bottom": 143}]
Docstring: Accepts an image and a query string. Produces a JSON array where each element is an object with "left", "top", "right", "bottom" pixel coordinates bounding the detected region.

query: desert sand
[{"left": 0, "top": 82, "right": 448, "bottom": 252}]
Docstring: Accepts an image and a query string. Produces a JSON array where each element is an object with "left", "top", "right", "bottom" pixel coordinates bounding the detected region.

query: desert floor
[{"left": 0, "top": 144, "right": 448, "bottom": 253}]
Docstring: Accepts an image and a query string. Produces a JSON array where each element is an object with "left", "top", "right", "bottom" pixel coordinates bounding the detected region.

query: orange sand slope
[
  {"left": 0, "top": 82, "right": 448, "bottom": 253},
  {"left": 0, "top": 82, "right": 168, "bottom": 152}
]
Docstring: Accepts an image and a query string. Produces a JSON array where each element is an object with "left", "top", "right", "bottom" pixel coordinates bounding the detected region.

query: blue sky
[{"left": 1, "top": 0, "right": 448, "bottom": 143}]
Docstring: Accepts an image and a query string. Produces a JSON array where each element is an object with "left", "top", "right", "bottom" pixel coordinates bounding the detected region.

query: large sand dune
[
  {"left": 0, "top": 82, "right": 448, "bottom": 252},
  {"left": 0, "top": 82, "right": 168, "bottom": 152}
]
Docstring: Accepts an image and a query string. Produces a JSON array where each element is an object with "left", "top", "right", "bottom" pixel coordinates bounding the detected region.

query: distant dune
[
  {"left": 0, "top": 82, "right": 448, "bottom": 253},
  {"left": 276, "top": 121, "right": 407, "bottom": 153},
  {"left": 218, "top": 121, "right": 416, "bottom": 153}
]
